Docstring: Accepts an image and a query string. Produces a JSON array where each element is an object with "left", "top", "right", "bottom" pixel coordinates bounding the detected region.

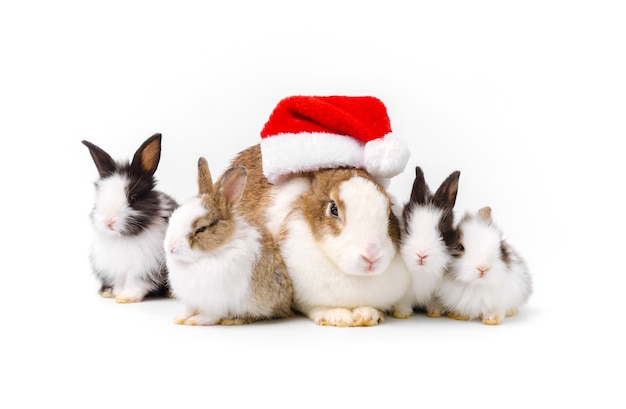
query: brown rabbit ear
[
  {"left": 221, "top": 166, "right": 247, "bottom": 206},
  {"left": 432, "top": 170, "right": 461, "bottom": 210},
  {"left": 82, "top": 140, "right": 117, "bottom": 178},
  {"left": 478, "top": 206, "right": 492, "bottom": 222},
  {"left": 131, "top": 133, "right": 162, "bottom": 176},
  {"left": 197, "top": 157, "right": 214, "bottom": 195}
]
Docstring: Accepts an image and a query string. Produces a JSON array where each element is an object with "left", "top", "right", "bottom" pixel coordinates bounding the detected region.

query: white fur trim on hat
[{"left": 261, "top": 132, "right": 365, "bottom": 184}]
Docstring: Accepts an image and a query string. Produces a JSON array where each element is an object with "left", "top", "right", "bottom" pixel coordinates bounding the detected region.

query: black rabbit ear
[
  {"left": 409, "top": 166, "right": 430, "bottom": 205},
  {"left": 131, "top": 133, "right": 162, "bottom": 176},
  {"left": 82, "top": 140, "right": 117, "bottom": 178},
  {"left": 432, "top": 170, "right": 461, "bottom": 210},
  {"left": 197, "top": 157, "right": 214, "bottom": 195}
]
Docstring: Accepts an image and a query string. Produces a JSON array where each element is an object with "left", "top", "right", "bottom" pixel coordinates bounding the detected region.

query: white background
[{"left": 1, "top": 1, "right": 624, "bottom": 408}]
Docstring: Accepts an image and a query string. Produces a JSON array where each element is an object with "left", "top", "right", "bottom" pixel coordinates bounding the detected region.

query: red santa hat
[{"left": 259, "top": 95, "right": 410, "bottom": 184}]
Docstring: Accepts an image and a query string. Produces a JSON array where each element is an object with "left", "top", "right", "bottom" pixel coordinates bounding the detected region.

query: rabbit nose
[
  {"left": 477, "top": 265, "right": 489, "bottom": 277},
  {"left": 417, "top": 252, "right": 428, "bottom": 266},
  {"left": 104, "top": 217, "right": 116, "bottom": 230},
  {"left": 361, "top": 254, "right": 380, "bottom": 272},
  {"left": 167, "top": 243, "right": 177, "bottom": 254}
]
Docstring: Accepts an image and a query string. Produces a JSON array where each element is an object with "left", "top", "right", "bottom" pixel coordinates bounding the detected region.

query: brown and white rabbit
[
  {"left": 222, "top": 144, "right": 409, "bottom": 326},
  {"left": 82, "top": 133, "right": 178, "bottom": 303},
  {"left": 276, "top": 167, "right": 410, "bottom": 326},
  {"left": 392, "top": 166, "right": 460, "bottom": 319},
  {"left": 163, "top": 157, "right": 294, "bottom": 326},
  {"left": 437, "top": 206, "right": 533, "bottom": 325}
]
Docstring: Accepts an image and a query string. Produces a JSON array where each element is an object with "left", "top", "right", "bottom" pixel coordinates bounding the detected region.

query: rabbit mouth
[
  {"left": 96, "top": 220, "right": 123, "bottom": 236},
  {"left": 351, "top": 257, "right": 387, "bottom": 276}
]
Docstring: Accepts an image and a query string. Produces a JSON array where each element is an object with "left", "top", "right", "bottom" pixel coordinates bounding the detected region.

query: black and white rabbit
[
  {"left": 437, "top": 206, "right": 533, "bottom": 325},
  {"left": 82, "top": 133, "right": 178, "bottom": 303},
  {"left": 392, "top": 166, "right": 460, "bottom": 318}
]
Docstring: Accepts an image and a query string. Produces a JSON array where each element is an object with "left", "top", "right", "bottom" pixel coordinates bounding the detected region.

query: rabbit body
[
  {"left": 437, "top": 206, "right": 533, "bottom": 325},
  {"left": 392, "top": 167, "right": 460, "bottom": 318},
  {"left": 82, "top": 133, "right": 177, "bottom": 303},
  {"left": 226, "top": 145, "right": 410, "bottom": 327},
  {"left": 164, "top": 158, "right": 293, "bottom": 325}
]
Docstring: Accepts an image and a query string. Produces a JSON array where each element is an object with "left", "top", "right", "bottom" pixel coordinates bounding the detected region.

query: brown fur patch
[
  {"left": 187, "top": 193, "right": 236, "bottom": 253},
  {"left": 140, "top": 137, "right": 161, "bottom": 174},
  {"left": 216, "top": 144, "right": 273, "bottom": 228},
  {"left": 298, "top": 167, "right": 396, "bottom": 243}
]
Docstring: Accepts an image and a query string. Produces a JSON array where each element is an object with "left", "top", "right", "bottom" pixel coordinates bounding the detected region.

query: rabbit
[
  {"left": 391, "top": 166, "right": 461, "bottom": 319},
  {"left": 82, "top": 133, "right": 178, "bottom": 303},
  {"left": 221, "top": 145, "right": 409, "bottom": 327},
  {"left": 436, "top": 206, "right": 533, "bottom": 325},
  {"left": 163, "top": 157, "right": 294, "bottom": 326}
]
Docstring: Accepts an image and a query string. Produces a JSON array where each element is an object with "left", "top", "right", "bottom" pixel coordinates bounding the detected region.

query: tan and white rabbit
[
  {"left": 437, "top": 206, "right": 533, "bottom": 325},
  {"left": 392, "top": 166, "right": 460, "bottom": 319},
  {"left": 163, "top": 157, "right": 294, "bottom": 326},
  {"left": 223, "top": 144, "right": 410, "bottom": 327},
  {"left": 82, "top": 133, "right": 178, "bottom": 303}
]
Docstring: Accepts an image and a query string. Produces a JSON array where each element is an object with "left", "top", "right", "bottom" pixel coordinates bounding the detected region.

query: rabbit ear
[
  {"left": 432, "top": 170, "right": 460, "bottom": 210},
  {"left": 131, "top": 133, "right": 162, "bottom": 176},
  {"left": 197, "top": 157, "right": 214, "bottom": 195},
  {"left": 82, "top": 140, "right": 117, "bottom": 178},
  {"left": 478, "top": 206, "right": 492, "bottom": 222},
  {"left": 409, "top": 166, "right": 430, "bottom": 205},
  {"left": 221, "top": 166, "right": 247, "bottom": 206}
]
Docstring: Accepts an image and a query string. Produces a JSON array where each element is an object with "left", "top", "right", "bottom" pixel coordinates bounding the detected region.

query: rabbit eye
[
  {"left": 195, "top": 226, "right": 207, "bottom": 234},
  {"left": 449, "top": 242, "right": 465, "bottom": 257},
  {"left": 328, "top": 201, "right": 339, "bottom": 218},
  {"left": 129, "top": 194, "right": 138, "bottom": 205}
]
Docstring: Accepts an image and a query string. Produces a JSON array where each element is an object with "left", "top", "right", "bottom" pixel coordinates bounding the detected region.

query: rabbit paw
[
  {"left": 175, "top": 312, "right": 221, "bottom": 326},
  {"left": 390, "top": 302, "right": 413, "bottom": 319},
  {"left": 100, "top": 288, "right": 115, "bottom": 298},
  {"left": 312, "top": 307, "right": 355, "bottom": 327},
  {"left": 114, "top": 286, "right": 148, "bottom": 304},
  {"left": 219, "top": 318, "right": 249, "bottom": 326},
  {"left": 352, "top": 307, "right": 384, "bottom": 326},
  {"left": 391, "top": 309, "right": 413, "bottom": 319},
  {"left": 506, "top": 309, "right": 518, "bottom": 317},
  {"left": 447, "top": 311, "right": 470, "bottom": 321},
  {"left": 115, "top": 295, "right": 143, "bottom": 304},
  {"left": 481, "top": 314, "right": 503, "bottom": 326},
  {"left": 426, "top": 310, "right": 443, "bottom": 318},
  {"left": 425, "top": 301, "right": 444, "bottom": 318}
]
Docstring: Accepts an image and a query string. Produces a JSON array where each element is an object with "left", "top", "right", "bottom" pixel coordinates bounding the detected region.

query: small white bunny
[{"left": 437, "top": 206, "right": 533, "bottom": 325}]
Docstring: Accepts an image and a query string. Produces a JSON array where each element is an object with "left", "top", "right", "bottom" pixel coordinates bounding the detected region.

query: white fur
[
  {"left": 90, "top": 215, "right": 169, "bottom": 301},
  {"left": 265, "top": 176, "right": 311, "bottom": 239},
  {"left": 437, "top": 217, "right": 533, "bottom": 323},
  {"left": 90, "top": 174, "right": 169, "bottom": 301},
  {"left": 394, "top": 205, "right": 450, "bottom": 317},
  {"left": 261, "top": 132, "right": 365, "bottom": 184},
  {"left": 164, "top": 197, "right": 263, "bottom": 325},
  {"left": 278, "top": 176, "right": 410, "bottom": 326},
  {"left": 92, "top": 175, "right": 140, "bottom": 235}
]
